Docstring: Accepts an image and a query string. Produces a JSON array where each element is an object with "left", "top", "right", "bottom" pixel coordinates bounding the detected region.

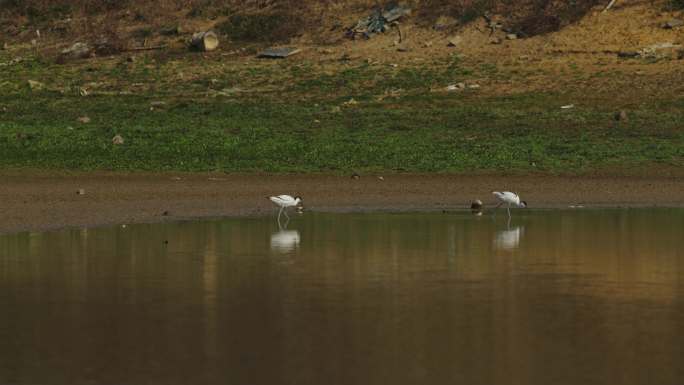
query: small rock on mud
[{"left": 471, "top": 199, "right": 483, "bottom": 211}]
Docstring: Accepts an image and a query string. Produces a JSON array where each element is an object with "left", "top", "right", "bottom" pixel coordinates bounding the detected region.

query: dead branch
[
  {"left": 125, "top": 45, "right": 168, "bottom": 51},
  {"left": 603, "top": 0, "right": 618, "bottom": 12}
]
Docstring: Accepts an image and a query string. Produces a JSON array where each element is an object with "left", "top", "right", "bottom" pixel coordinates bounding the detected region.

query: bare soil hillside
[{"left": 1, "top": 0, "right": 682, "bottom": 98}]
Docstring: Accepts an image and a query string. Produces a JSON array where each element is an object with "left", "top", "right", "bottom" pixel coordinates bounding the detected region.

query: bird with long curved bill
[
  {"left": 492, "top": 191, "right": 527, "bottom": 218},
  {"left": 269, "top": 195, "right": 303, "bottom": 224}
]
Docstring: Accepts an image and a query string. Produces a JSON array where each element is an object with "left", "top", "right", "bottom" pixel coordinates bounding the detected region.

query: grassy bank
[{"left": 1, "top": 53, "right": 683, "bottom": 174}]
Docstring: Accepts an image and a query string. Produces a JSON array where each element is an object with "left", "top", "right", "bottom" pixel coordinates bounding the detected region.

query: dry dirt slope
[
  {"left": 1, "top": 0, "right": 682, "bottom": 100},
  {"left": 1, "top": 0, "right": 682, "bottom": 63}
]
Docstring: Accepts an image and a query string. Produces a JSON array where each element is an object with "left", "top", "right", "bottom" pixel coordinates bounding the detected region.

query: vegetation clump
[{"left": 421, "top": 0, "right": 603, "bottom": 35}]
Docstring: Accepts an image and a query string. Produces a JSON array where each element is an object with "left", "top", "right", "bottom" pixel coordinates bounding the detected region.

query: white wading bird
[
  {"left": 268, "top": 195, "right": 303, "bottom": 223},
  {"left": 492, "top": 191, "right": 527, "bottom": 218}
]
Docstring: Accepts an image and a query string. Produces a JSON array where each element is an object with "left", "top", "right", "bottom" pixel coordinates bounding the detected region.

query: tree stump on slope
[{"left": 190, "top": 31, "right": 219, "bottom": 52}]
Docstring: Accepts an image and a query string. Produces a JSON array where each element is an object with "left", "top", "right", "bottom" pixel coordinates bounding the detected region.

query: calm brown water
[{"left": 1, "top": 210, "right": 684, "bottom": 385}]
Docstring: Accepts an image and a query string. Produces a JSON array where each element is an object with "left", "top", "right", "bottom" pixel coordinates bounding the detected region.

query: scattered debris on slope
[
  {"left": 618, "top": 42, "right": 683, "bottom": 60},
  {"left": 257, "top": 46, "right": 301, "bottom": 58},
  {"left": 346, "top": 4, "right": 411, "bottom": 39},
  {"left": 662, "top": 19, "right": 683, "bottom": 29},
  {"left": 60, "top": 42, "right": 92, "bottom": 60}
]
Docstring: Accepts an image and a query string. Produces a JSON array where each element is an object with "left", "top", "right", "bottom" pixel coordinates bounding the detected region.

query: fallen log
[{"left": 126, "top": 45, "right": 168, "bottom": 52}]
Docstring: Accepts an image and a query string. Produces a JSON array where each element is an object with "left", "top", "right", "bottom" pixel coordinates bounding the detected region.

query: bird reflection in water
[
  {"left": 494, "top": 219, "right": 524, "bottom": 251},
  {"left": 270, "top": 229, "right": 301, "bottom": 253}
]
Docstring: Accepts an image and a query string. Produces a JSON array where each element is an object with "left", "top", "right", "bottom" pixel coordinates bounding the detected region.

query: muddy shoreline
[{"left": 0, "top": 173, "right": 682, "bottom": 234}]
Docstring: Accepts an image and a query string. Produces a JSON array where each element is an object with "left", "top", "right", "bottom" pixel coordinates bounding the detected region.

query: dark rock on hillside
[{"left": 662, "top": 19, "right": 683, "bottom": 29}]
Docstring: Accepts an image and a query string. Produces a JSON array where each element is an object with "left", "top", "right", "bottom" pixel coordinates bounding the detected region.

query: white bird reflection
[
  {"left": 494, "top": 225, "right": 524, "bottom": 251},
  {"left": 270, "top": 230, "right": 300, "bottom": 253}
]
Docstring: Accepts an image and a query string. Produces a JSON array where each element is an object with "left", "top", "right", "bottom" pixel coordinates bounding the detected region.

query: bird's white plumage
[
  {"left": 269, "top": 195, "right": 301, "bottom": 208},
  {"left": 492, "top": 191, "right": 527, "bottom": 218},
  {"left": 492, "top": 191, "right": 521, "bottom": 206}
]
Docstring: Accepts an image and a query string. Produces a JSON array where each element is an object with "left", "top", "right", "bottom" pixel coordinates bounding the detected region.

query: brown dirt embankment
[{"left": 0, "top": 172, "right": 682, "bottom": 234}]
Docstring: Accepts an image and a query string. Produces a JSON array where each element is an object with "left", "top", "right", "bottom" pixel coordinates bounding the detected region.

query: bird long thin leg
[
  {"left": 507, "top": 204, "right": 511, "bottom": 218},
  {"left": 283, "top": 208, "right": 290, "bottom": 220},
  {"left": 277, "top": 206, "right": 284, "bottom": 223}
]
